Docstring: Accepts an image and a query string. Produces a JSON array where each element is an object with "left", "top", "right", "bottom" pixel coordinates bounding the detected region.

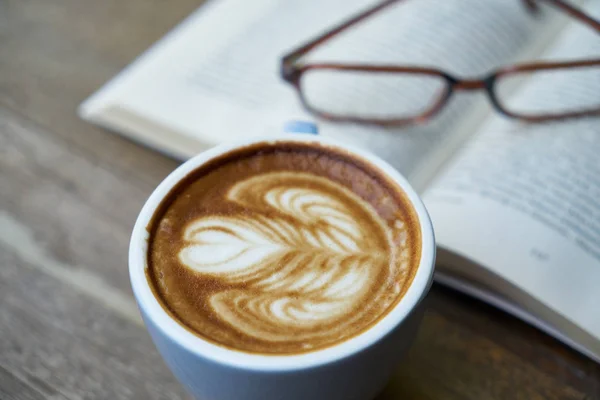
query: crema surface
[{"left": 147, "top": 142, "right": 421, "bottom": 354}]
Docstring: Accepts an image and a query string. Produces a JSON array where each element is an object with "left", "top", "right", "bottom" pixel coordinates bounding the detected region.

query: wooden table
[{"left": 0, "top": 1, "right": 598, "bottom": 399}]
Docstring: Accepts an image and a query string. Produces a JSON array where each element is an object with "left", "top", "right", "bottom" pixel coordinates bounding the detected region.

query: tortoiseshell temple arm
[
  {"left": 280, "top": 0, "right": 600, "bottom": 126},
  {"left": 281, "top": 0, "right": 599, "bottom": 76}
]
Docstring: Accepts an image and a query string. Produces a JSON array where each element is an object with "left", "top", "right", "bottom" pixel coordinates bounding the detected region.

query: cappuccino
[{"left": 147, "top": 141, "right": 421, "bottom": 354}]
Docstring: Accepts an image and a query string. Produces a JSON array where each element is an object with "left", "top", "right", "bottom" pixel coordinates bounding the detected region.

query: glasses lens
[
  {"left": 495, "top": 64, "right": 600, "bottom": 118},
  {"left": 300, "top": 69, "right": 448, "bottom": 121}
]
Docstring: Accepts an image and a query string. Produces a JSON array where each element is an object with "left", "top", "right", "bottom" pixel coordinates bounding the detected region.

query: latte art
[
  {"left": 147, "top": 142, "right": 421, "bottom": 354},
  {"left": 179, "top": 172, "right": 396, "bottom": 343}
]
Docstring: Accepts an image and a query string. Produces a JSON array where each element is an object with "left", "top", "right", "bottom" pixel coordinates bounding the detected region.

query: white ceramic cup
[{"left": 129, "top": 134, "right": 436, "bottom": 400}]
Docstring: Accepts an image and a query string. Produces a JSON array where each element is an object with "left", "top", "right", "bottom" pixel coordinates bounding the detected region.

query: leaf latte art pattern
[{"left": 178, "top": 172, "right": 405, "bottom": 347}]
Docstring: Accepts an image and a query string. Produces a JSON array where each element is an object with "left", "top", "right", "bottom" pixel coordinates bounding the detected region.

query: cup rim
[{"left": 129, "top": 134, "right": 435, "bottom": 372}]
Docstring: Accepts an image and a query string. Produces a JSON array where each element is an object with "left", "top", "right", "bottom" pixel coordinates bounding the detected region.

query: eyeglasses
[{"left": 281, "top": 0, "right": 600, "bottom": 127}]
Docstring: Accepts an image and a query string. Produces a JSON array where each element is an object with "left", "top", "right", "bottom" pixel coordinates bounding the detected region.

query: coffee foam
[
  {"left": 147, "top": 142, "right": 420, "bottom": 354},
  {"left": 179, "top": 172, "right": 398, "bottom": 343}
]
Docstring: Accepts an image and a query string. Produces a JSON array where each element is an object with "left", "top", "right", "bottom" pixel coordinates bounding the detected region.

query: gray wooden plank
[
  {"left": 0, "top": 106, "right": 153, "bottom": 227},
  {"left": 0, "top": 107, "right": 150, "bottom": 295},
  {"left": 0, "top": 0, "right": 190, "bottom": 185},
  {"left": 0, "top": 212, "right": 139, "bottom": 324},
  {"left": 383, "top": 305, "right": 586, "bottom": 400},
  {"left": 0, "top": 243, "right": 187, "bottom": 400},
  {"left": 0, "top": 364, "right": 65, "bottom": 400}
]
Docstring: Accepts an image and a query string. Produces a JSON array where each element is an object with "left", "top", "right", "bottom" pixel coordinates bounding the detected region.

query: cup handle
[{"left": 283, "top": 120, "right": 319, "bottom": 135}]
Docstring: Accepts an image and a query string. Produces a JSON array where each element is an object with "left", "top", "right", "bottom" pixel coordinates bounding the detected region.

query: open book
[{"left": 80, "top": 0, "right": 600, "bottom": 362}]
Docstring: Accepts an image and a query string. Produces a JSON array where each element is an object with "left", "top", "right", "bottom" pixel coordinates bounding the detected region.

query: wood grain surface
[{"left": 0, "top": 0, "right": 598, "bottom": 399}]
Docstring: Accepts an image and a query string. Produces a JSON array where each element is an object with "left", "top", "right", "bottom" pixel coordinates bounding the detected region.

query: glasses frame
[{"left": 281, "top": 0, "right": 600, "bottom": 126}]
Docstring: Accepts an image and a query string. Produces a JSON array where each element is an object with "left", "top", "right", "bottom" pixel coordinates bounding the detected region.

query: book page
[
  {"left": 81, "top": 0, "right": 557, "bottom": 183},
  {"left": 435, "top": 271, "right": 600, "bottom": 362},
  {"left": 424, "top": 2, "right": 600, "bottom": 343}
]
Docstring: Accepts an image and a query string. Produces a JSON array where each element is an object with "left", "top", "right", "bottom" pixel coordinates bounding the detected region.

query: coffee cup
[{"left": 129, "top": 132, "right": 435, "bottom": 400}]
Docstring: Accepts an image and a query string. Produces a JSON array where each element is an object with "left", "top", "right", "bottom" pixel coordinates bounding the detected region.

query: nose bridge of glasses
[{"left": 452, "top": 78, "right": 489, "bottom": 91}]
